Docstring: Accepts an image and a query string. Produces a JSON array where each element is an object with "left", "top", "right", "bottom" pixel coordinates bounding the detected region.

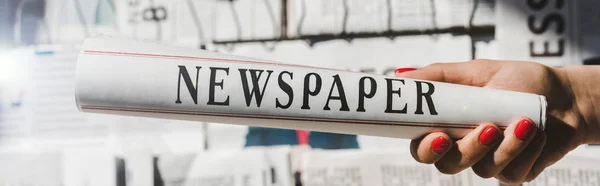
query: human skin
[{"left": 395, "top": 60, "right": 600, "bottom": 184}]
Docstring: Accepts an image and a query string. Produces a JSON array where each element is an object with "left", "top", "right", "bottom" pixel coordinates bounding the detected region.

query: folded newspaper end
[
  {"left": 74, "top": 36, "right": 548, "bottom": 139},
  {"left": 74, "top": 44, "right": 84, "bottom": 113},
  {"left": 539, "top": 95, "right": 547, "bottom": 131}
]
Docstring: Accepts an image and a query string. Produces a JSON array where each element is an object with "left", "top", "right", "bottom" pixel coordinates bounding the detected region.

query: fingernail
[
  {"left": 431, "top": 136, "right": 450, "bottom": 155},
  {"left": 395, "top": 68, "right": 417, "bottom": 74},
  {"left": 479, "top": 126, "right": 501, "bottom": 146},
  {"left": 515, "top": 119, "right": 535, "bottom": 140}
]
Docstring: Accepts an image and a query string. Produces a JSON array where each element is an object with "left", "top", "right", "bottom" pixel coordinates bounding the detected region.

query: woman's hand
[{"left": 395, "top": 59, "right": 598, "bottom": 184}]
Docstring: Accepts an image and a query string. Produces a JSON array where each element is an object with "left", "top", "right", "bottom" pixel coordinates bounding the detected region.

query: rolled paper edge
[
  {"left": 539, "top": 95, "right": 547, "bottom": 131},
  {"left": 74, "top": 38, "right": 90, "bottom": 113}
]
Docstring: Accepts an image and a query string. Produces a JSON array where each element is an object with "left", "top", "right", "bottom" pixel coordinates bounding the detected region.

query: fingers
[
  {"left": 410, "top": 132, "right": 453, "bottom": 164},
  {"left": 471, "top": 118, "right": 539, "bottom": 178},
  {"left": 433, "top": 124, "right": 503, "bottom": 174},
  {"left": 497, "top": 128, "right": 546, "bottom": 184},
  {"left": 525, "top": 115, "right": 579, "bottom": 182},
  {"left": 411, "top": 118, "right": 544, "bottom": 184},
  {"left": 395, "top": 60, "right": 502, "bottom": 86}
]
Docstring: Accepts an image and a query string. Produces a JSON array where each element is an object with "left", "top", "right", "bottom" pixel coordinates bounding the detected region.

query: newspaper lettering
[
  {"left": 526, "top": 0, "right": 566, "bottom": 57},
  {"left": 175, "top": 65, "right": 438, "bottom": 115},
  {"left": 381, "top": 165, "right": 433, "bottom": 186},
  {"left": 304, "top": 167, "right": 362, "bottom": 186}
]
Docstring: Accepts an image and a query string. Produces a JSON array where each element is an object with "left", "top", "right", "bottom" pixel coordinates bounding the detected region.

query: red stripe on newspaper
[
  {"left": 83, "top": 50, "right": 345, "bottom": 72},
  {"left": 80, "top": 105, "right": 506, "bottom": 130}
]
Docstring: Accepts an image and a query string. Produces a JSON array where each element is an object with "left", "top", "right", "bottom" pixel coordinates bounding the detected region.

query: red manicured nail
[
  {"left": 479, "top": 126, "right": 501, "bottom": 146},
  {"left": 395, "top": 68, "right": 417, "bottom": 74},
  {"left": 431, "top": 136, "right": 450, "bottom": 155},
  {"left": 515, "top": 119, "right": 535, "bottom": 140}
]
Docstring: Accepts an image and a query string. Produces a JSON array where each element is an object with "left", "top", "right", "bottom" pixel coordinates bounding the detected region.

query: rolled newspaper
[{"left": 75, "top": 35, "right": 547, "bottom": 139}]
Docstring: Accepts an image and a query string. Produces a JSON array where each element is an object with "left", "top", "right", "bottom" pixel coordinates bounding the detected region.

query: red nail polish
[
  {"left": 395, "top": 68, "right": 417, "bottom": 74},
  {"left": 431, "top": 136, "right": 450, "bottom": 155},
  {"left": 515, "top": 119, "right": 535, "bottom": 140},
  {"left": 479, "top": 126, "right": 501, "bottom": 146}
]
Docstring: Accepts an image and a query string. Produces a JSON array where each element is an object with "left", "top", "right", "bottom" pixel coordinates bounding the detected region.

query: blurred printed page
[
  {"left": 497, "top": 0, "right": 600, "bottom": 67},
  {"left": 301, "top": 149, "right": 498, "bottom": 186},
  {"left": 157, "top": 148, "right": 283, "bottom": 186},
  {"left": 523, "top": 147, "right": 600, "bottom": 186}
]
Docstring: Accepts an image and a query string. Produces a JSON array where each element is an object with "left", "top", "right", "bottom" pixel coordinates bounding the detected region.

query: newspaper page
[
  {"left": 497, "top": 0, "right": 600, "bottom": 67},
  {"left": 0, "top": 49, "right": 33, "bottom": 141},
  {"left": 62, "top": 148, "right": 118, "bottom": 186},
  {"left": 0, "top": 152, "right": 63, "bottom": 186},
  {"left": 523, "top": 146, "right": 600, "bottom": 186},
  {"left": 157, "top": 147, "right": 292, "bottom": 186},
  {"left": 300, "top": 149, "right": 498, "bottom": 186},
  {"left": 260, "top": 146, "right": 294, "bottom": 186},
  {"left": 122, "top": 150, "right": 154, "bottom": 186},
  {"left": 25, "top": 45, "right": 111, "bottom": 140},
  {"left": 287, "top": 0, "right": 494, "bottom": 36},
  {"left": 178, "top": 149, "right": 273, "bottom": 186}
]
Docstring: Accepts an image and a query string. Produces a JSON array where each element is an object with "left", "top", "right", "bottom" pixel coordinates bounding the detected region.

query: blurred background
[{"left": 1, "top": 0, "right": 600, "bottom": 185}]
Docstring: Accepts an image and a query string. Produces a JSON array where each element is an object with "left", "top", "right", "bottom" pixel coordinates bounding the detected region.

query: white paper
[
  {"left": 390, "top": 0, "right": 435, "bottom": 31},
  {"left": 183, "top": 149, "right": 272, "bottom": 186},
  {"left": 345, "top": 0, "right": 389, "bottom": 33},
  {"left": 211, "top": 0, "right": 253, "bottom": 41},
  {"left": 157, "top": 153, "right": 198, "bottom": 185},
  {"left": 251, "top": 0, "right": 283, "bottom": 39},
  {"left": 62, "top": 148, "right": 117, "bottom": 186},
  {"left": 122, "top": 150, "right": 154, "bottom": 186},
  {"left": 115, "top": 0, "right": 177, "bottom": 41},
  {"left": 289, "top": 0, "right": 345, "bottom": 36},
  {"left": 174, "top": 0, "right": 216, "bottom": 47},
  {"left": 211, "top": 0, "right": 282, "bottom": 41},
  {"left": 206, "top": 123, "right": 248, "bottom": 150},
  {"left": 434, "top": 0, "right": 495, "bottom": 29},
  {"left": 75, "top": 35, "right": 546, "bottom": 139},
  {"left": 0, "top": 152, "right": 63, "bottom": 186},
  {"left": 0, "top": 49, "right": 33, "bottom": 140},
  {"left": 260, "top": 146, "right": 294, "bottom": 186},
  {"left": 475, "top": 40, "right": 499, "bottom": 60},
  {"left": 25, "top": 45, "right": 110, "bottom": 140},
  {"left": 156, "top": 146, "right": 291, "bottom": 186},
  {"left": 300, "top": 149, "right": 497, "bottom": 186},
  {"left": 357, "top": 135, "right": 411, "bottom": 150}
]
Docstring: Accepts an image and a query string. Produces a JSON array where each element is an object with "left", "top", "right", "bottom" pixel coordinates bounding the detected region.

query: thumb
[{"left": 395, "top": 61, "right": 498, "bottom": 87}]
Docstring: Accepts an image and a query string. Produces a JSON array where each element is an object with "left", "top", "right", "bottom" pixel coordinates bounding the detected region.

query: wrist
[{"left": 560, "top": 66, "right": 600, "bottom": 143}]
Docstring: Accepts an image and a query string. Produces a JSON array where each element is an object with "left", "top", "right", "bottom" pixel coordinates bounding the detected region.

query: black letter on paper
[
  {"left": 357, "top": 77, "right": 376, "bottom": 112},
  {"left": 239, "top": 69, "right": 274, "bottom": 107},
  {"left": 301, "top": 73, "right": 322, "bottom": 109},
  {"left": 384, "top": 79, "right": 407, "bottom": 114},
  {"left": 323, "top": 75, "right": 350, "bottom": 111},
  {"left": 207, "top": 67, "right": 230, "bottom": 106},
  {"left": 276, "top": 71, "right": 294, "bottom": 109},
  {"left": 415, "top": 81, "right": 438, "bottom": 115},
  {"left": 176, "top": 65, "right": 201, "bottom": 104}
]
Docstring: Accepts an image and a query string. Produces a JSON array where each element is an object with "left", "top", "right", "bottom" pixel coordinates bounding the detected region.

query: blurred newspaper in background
[{"left": 497, "top": 0, "right": 600, "bottom": 67}]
